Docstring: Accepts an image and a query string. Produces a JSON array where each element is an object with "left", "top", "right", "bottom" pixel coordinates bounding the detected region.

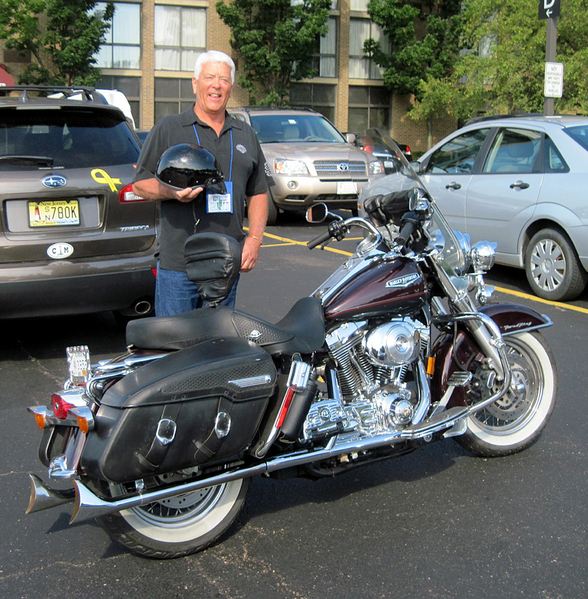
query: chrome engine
[{"left": 303, "top": 317, "right": 431, "bottom": 441}]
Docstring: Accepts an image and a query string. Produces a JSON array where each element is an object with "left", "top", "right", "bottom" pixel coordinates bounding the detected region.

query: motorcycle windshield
[{"left": 359, "top": 142, "right": 468, "bottom": 278}]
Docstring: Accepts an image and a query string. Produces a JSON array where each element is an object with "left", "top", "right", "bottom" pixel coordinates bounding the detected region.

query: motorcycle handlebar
[
  {"left": 396, "top": 214, "right": 419, "bottom": 247},
  {"left": 307, "top": 215, "right": 382, "bottom": 250},
  {"left": 307, "top": 229, "right": 333, "bottom": 250}
]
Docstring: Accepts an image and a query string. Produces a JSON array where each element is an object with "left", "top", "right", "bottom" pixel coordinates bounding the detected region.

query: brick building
[{"left": 0, "top": 0, "right": 457, "bottom": 152}]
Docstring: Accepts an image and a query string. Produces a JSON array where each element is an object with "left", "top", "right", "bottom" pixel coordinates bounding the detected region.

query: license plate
[
  {"left": 337, "top": 181, "right": 357, "bottom": 195},
  {"left": 28, "top": 200, "right": 80, "bottom": 227}
]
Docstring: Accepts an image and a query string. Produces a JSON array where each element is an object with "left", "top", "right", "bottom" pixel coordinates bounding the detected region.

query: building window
[
  {"left": 94, "top": 3, "right": 141, "bottom": 69},
  {"left": 312, "top": 18, "right": 337, "bottom": 78},
  {"left": 154, "top": 78, "right": 195, "bottom": 122},
  {"left": 290, "top": 84, "right": 336, "bottom": 123},
  {"left": 349, "top": 18, "right": 389, "bottom": 80},
  {"left": 95, "top": 75, "right": 141, "bottom": 128},
  {"left": 350, "top": 0, "right": 369, "bottom": 10},
  {"left": 154, "top": 5, "right": 206, "bottom": 71},
  {"left": 348, "top": 85, "right": 390, "bottom": 132}
]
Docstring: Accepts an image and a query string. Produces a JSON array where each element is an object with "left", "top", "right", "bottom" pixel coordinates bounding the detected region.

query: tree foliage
[
  {"left": 411, "top": 0, "right": 588, "bottom": 121},
  {"left": 365, "top": 0, "right": 463, "bottom": 103},
  {"left": 0, "top": 0, "right": 113, "bottom": 86},
  {"left": 216, "top": 0, "right": 331, "bottom": 106}
]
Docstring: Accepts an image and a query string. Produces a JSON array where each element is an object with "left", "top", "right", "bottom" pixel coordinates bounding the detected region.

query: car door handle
[
  {"left": 510, "top": 180, "right": 530, "bottom": 189},
  {"left": 446, "top": 181, "right": 461, "bottom": 190}
]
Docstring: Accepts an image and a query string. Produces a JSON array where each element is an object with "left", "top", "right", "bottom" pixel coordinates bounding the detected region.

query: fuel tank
[{"left": 323, "top": 257, "right": 428, "bottom": 320}]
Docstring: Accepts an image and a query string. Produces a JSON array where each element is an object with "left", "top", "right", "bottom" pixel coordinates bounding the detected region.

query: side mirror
[
  {"left": 306, "top": 203, "right": 329, "bottom": 224},
  {"left": 345, "top": 132, "right": 356, "bottom": 144},
  {"left": 410, "top": 160, "right": 424, "bottom": 175}
]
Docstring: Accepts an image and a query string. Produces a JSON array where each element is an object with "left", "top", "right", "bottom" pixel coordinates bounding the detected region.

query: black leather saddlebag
[{"left": 80, "top": 337, "right": 276, "bottom": 483}]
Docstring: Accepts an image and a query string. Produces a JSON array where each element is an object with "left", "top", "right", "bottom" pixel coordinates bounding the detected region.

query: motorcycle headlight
[
  {"left": 369, "top": 160, "right": 384, "bottom": 175},
  {"left": 274, "top": 159, "right": 309, "bottom": 175},
  {"left": 471, "top": 240, "right": 497, "bottom": 273}
]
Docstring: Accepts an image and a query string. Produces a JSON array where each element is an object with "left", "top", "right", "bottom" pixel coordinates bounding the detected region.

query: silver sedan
[{"left": 416, "top": 116, "right": 588, "bottom": 301}]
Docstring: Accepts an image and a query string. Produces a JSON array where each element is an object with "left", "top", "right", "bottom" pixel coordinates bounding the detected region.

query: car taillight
[
  {"left": 119, "top": 183, "right": 148, "bottom": 203},
  {"left": 405, "top": 145, "right": 411, "bottom": 153},
  {"left": 52, "top": 393, "right": 75, "bottom": 419},
  {"left": 363, "top": 145, "right": 373, "bottom": 153}
]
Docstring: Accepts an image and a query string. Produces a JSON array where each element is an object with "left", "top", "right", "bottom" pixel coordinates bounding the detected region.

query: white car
[{"left": 415, "top": 115, "right": 588, "bottom": 301}]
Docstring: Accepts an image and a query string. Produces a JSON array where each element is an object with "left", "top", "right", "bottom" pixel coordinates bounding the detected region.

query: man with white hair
[{"left": 133, "top": 50, "right": 269, "bottom": 316}]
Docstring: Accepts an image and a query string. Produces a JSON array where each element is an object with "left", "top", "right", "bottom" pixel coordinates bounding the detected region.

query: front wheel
[
  {"left": 97, "top": 478, "right": 250, "bottom": 559},
  {"left": 455, "top": 331, "right": 557, "bottom": 458}
]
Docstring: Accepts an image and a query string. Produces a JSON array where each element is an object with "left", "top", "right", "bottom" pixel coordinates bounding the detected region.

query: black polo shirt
[{"left": 134, "top": 106, "right": 268, "bottom": 272}]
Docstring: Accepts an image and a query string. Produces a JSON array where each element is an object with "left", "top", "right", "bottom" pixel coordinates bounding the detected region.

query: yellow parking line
[
  {"left": 248, "top": 228, "right": 588, "bottom": 314},
  {"left": 248, "top": 228, "right": 354, "bottom": 256},
  {"left": 493, "top": 285, "right": 588, "bottom": 315}
]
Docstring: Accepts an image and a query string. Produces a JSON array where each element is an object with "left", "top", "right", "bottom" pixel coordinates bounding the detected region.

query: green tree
[
  {"left": 0, "top": 0, "right": 113, "bottom": 86},
  {"left": 411, "top": 0, "right": 588, "bottom": 121},
  {"left": 216, "top": 0, "right": 331, "bottom": 106},
  {"left": 365, "top": 0, "right": 463, "bottom": 145}
]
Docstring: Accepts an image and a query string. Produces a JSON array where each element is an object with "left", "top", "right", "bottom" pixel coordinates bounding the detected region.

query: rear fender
[{"left": 431, "top": 303, "right": 551, "bottom": 406}]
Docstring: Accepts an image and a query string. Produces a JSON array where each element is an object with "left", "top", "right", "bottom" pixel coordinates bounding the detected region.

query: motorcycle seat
[{"left": 126, "top": 296, "right": 325, "bottom": 356}]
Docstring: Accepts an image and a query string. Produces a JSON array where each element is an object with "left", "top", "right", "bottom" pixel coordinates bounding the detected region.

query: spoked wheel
[
  {"left": 97, "top": 478, "right": 250, "bottom": 559},
  {"left": 455, "top": 331, "right": 557, "bottom": 457}
]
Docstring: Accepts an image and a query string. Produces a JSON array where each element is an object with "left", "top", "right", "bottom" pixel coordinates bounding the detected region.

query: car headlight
[
  {"left": 274, "top": 159, "right": 309, "bottom": 175},
  {"left": 369, "top": 160, "right": 384, "bottom": 175}
]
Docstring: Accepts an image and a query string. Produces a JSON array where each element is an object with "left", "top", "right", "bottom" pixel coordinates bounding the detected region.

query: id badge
[{"left": 206, "top": 181, "right": 233, "bottom": 214}]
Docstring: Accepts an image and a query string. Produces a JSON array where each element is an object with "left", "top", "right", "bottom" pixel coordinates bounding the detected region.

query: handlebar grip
[
  {"left": 307, "top": 229, "right": 333, "bottom": 250},
  {"left": 396, "top": 219, "right": 417, "bottom": 247}
]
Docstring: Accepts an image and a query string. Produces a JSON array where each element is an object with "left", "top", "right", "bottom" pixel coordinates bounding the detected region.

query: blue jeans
[{"left": 155, "top": 266, "right": 239, "bottom": 316}]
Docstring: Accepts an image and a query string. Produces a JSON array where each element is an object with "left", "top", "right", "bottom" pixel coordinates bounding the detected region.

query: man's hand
[
  {"left": 132, "top": 178, "right": 203, "bottom": 202},
  {"left": 175, "top": 186, "right": 204, "bottom": 202},
  {"left": 241, "top": 235, "right": 262, "bottom": 272}
]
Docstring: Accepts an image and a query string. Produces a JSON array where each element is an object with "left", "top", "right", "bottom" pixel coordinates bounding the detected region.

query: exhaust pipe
[
  {"left": 26, "top": 473, "right": 75, "bottom": 514},
  {"left": 33, "top": 404, "right": 474, "bottom": 524},
  {"left": 133, "top": 299, "right": 153, "bottom": 316},
  {"left": 70, "top": 428, "right": 410, "bottom": 524}
]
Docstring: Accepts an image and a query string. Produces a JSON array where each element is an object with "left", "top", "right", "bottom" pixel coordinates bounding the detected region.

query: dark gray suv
[{"left": 0, "top": 86, "right": 157, "bottom": 320}]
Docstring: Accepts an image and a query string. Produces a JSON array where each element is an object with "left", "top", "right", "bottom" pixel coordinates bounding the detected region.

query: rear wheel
[
  {"left": 525, "top": 228, "right": 587, "bottom": 301},
  {"left": 97, "top": 478, "right": 250, "bottom": 559},
  {"left": 455, "top": 331, "right": 556, "bottom": 457}
]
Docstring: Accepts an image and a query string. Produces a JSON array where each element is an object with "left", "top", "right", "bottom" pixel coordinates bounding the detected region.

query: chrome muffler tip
[
  {"left": 70, "top": 479, "right": 125, "bottom": 524},
  {"left": 26, "top": 473, "right": 75, "bottom": 514}
]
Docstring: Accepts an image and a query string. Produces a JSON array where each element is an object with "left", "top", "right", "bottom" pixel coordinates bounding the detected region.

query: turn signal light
[
  {"left": 34, "top": 412, "right": 46, "bottom": 430},
  {"left": 76, "top": 415, "right": 89, "bottom": 434}
]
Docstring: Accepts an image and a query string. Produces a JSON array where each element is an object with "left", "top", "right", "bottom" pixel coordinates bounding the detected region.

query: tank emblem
[{"left": 385, "top": 273, "right": 421, "bottom": 288}]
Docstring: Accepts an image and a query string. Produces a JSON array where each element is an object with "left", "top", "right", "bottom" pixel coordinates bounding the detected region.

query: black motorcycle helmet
[{"left": 155, "top": 143, "right": 225, "bottom": 191}]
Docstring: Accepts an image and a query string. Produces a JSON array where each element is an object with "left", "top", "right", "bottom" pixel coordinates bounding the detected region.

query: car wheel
[
  {"left": 266, "top": 190, "right": 279, "bottom": 226},
  {"left": 525, "top": 228, "right": 588, "bottom": 301}
]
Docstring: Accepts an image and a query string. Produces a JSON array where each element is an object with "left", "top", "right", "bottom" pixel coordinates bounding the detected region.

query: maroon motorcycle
[{"left": 26, "top": 151, "right": 556, "bottom": 558}]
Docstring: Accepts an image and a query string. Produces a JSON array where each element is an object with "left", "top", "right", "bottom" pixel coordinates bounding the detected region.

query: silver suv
[
  {"left": 0, "top": 86, "right": 157, "bottom": 320},
  {"left": 230, "top": 107, "right": 384, "bottom": 223}
]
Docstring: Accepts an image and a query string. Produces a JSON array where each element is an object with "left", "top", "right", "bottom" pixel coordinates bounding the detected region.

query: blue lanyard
[{"left": 193, "top": 124, "right": 233, "bottom": 182}]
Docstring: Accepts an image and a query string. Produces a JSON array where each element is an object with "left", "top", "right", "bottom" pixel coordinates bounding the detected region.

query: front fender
[
  {"left": 480, "top": 303, "right": 552, "bottom": 336},
  {"left": 431, "top": 303, "right": 551, "bottom": 406}
]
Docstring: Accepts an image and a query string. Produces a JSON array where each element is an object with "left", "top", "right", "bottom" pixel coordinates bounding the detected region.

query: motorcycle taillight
[{"left": 52, "top": 393, "right": 75, "bottom": 419}]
